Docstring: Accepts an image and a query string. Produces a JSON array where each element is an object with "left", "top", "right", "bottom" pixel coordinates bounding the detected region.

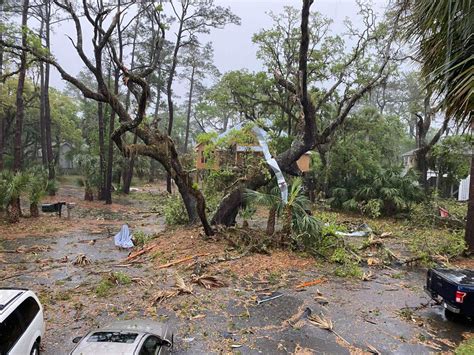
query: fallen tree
[{"left": 212, "top": 0, "right": 403, "bottom": 226}]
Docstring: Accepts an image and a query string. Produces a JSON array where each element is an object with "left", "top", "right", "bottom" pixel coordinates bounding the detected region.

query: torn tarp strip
[{"left": 252, "top": 126, "right": 288, "bottom": 204}]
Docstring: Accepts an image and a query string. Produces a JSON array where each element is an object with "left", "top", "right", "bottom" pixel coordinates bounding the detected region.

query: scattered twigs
[{"left": 158, "top": 253, "right": 210, "bottom": 269}]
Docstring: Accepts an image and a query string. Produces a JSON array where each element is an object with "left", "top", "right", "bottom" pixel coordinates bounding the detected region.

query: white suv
[{"left": 0, "top": 288, "right": 45, "bottom": 355}]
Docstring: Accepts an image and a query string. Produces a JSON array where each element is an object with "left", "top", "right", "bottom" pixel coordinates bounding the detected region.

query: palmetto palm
[
  {"left": 245, "top": 177, "right": 320, "bottom": 238},
  {"left": 0, "top": 171, "right": 30, "bottom": 223},
  {"left": 400, "top": 0, "right": 473, "bottom": 121}
]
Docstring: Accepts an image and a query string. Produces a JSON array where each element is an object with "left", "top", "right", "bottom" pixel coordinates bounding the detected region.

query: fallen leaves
[
  {"left": 191, "top": 274, "right": 227, "bottom": 289},
  {"left": 152, "top": 274, "right": 193, "bottom": 305},
  {"left": 73, "top": 254, "right": 91, "bottom": 266},
  {"left": 308, "top": 313, "right": 350, "bottom": 346},
  {"left": 361, "top": 270, "right": 376, "bottom": 281}
]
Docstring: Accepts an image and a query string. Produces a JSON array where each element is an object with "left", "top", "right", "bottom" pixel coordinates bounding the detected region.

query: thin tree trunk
[
  {"left": 465, "top": 142, "right": 474, "bottom": 253},
  {"left": 13, "top": 0, "right": 29, "bottom": 172},
  {"left": 122, "top": 22, "right": 139, "bottom": 194},
  {"left": 0, "top": 116, "right": 4, "bottom": 170},
  {"left": 39, "top": 61, "right": 47, "bottom": 166},
  {"left": 184, "top": 66, "right": 195, "bottom": 153},
  {"left": 43, "top": 1, "right": 55, "bottom": 187},
  {"left": 105, "top": 69, "right": 119, "bottom": 205},
  {"left": 39, "top": 17, "right": 47, "bottom": 167},
  {"left": 98, "top": 102, "right": 106, "bottom": 199},
  {"left": 166, "top": 11, "right": 185, "bottom": 193},
  {"left": 266, "top": 206, "right": 276, "bottom": 235}
]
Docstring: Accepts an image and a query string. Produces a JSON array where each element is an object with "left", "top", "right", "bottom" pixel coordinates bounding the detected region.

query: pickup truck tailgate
[{"left": 427, "top": 268, "right": 474, "bottom": 317}]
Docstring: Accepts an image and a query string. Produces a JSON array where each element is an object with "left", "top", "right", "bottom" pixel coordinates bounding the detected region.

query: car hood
[{"left": 71, "top": 341, "right": 139, "bottom": 355}]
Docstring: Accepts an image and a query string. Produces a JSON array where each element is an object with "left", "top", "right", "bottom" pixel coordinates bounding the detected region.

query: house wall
[
  {"left": 459, "top": 175, "right": 471, "bottom": 201},
  {"left": 297, "top": 154, "right": 311, "bottom": 172}
]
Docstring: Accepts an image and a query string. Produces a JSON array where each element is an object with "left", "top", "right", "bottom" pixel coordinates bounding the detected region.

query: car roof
[{"left": 0, "top": 289, "right": 26, "bottom": 315}]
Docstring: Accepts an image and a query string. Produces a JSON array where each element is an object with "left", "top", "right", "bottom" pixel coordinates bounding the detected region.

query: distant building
[
  {"left": 195, "top": 130, "right": 312, "bottom": 173},
  {"left": 401, "top": 148, "right": 472, "bottom": 200},
  {"left": 38, "top": 142, "right": 75, "bottom": 173}
]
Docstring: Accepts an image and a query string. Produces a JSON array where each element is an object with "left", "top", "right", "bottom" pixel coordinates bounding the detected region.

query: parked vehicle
[
  {"left": 69, "top": 320, "right": 174, "bottom": 355},
  {"left": 0, "top": 288, "right": 45, "bottom": 355},
  {"left": 425, "top": 268, "right": 474, "bottom": 319}
]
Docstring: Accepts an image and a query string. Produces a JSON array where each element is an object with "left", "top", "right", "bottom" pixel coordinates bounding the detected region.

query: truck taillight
[{"left": 455, "top": 291, "right": 467, "bottom": 303}]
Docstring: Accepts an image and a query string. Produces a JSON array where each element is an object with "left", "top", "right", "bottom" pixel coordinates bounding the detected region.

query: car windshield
[{"left": 87, "top": 332, "right": 138, "bottom": 344}]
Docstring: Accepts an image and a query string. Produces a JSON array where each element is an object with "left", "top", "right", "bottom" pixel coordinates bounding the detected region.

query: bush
[
  {"left": 329, "top": 168, "right": 423, "bottom": 217},
  {"left": 162, "top": 193, "right": 188, "bottom": 225}
]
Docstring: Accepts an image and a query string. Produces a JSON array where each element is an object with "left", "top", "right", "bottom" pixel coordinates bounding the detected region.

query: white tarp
[
  {"left": 251, "top": 126, "right": 288, "bottom": 203},
  {"left": 458, "top": 175, "right": 470, "bottom": 201},
  {"left": 114, "top": 224, "right": 134, "bottom": 248}
]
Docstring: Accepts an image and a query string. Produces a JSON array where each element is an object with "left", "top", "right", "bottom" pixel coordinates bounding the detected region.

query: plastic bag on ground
[{"left": 114, "top": 224, "right": 134, "bottom": 248}]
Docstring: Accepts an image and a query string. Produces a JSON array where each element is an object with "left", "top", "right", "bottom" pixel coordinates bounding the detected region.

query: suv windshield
[{"left": 87, "top": 332, "right": 138, "bottom": 344}]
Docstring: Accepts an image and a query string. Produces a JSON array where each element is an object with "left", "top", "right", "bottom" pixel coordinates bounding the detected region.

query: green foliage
[
  {"left": 0, "top": 171, "right": 30, "bottom": 207},
  {"left": 409, "top": 229, "right": 466, "bottom": 264},
  {"left": 410, "top": 199, "right": 467, "bottom": 229},
  {"left": 95, "top": 279, "right": 114, "bottom": 297},
  {"left": 162, "top": 193, "right": 188, "bottom": 225},
  {"left": 428, "top": 135, "right": 472, "bottom": 195},
  {"left": 455, "top": 338, "right": 474, "bottom": 355},
  {"left": 330, "top": 168, "right": 423, "bottom": 217},
  {"left": 133, "top": 231, "right": 154, "bottom": 247},
  {"left": 26, "top": 167, "right": 48, "bottom": 205}
]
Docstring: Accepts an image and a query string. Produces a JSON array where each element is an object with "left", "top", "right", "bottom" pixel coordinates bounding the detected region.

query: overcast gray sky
[{"left": 48, "top": 0, "right": 389, "bottom": 99}]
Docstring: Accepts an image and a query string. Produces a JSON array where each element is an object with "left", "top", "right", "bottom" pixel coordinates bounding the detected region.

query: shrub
[
  {"left": 329, "top": 168, "right": 423, "bottom": 217},
  {"left": 162, "top": 193, "right": 188, "bottom": 225}
]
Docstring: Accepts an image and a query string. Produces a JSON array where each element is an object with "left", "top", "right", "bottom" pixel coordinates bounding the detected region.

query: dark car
[{"left": 425, "top": 268, "right": 474, "bottom": 319}]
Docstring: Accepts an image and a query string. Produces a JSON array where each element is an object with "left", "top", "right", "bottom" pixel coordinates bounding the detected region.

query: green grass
[
  {"left": 456, "top": 338, "right": 474, "bottom": 355},
  {"left": 95, "top": 279, "right": 114, "bottom": 297}
]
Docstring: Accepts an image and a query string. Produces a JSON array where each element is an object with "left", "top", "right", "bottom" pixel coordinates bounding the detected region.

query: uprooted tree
[
  {"left": 0, "top": 0, "right": 228, "bottom": 236},
  {"left": 211, "top": 0, "right": 403, "bottom": 226}
]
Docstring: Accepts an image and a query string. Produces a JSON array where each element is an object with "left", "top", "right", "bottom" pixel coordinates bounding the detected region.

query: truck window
[{"left": 139, "top": 335, "right": 161, "bottom": 355}]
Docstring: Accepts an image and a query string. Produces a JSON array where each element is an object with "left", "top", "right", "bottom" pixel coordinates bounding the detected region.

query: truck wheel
[{"left": 445, "top": 308, "right": 460, "bottom": 321}]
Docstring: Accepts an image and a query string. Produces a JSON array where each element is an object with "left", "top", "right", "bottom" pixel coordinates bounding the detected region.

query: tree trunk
[
  {"left": 13, "top": 0, "right": 29, "bottom": 172},
  {"left": 30, "top": 203, "right": 39, "bottom": 218},
  {"left": 266, "top": 206, "right": 277, "bottom": 235},
  {"left": 84, "top": 186, "right": 94, "bottom": 201},
  {"left": 0, "top": 113, "right": 4, "bottom": 171},
  {"left": 122, "top": 21, "right": 138, "bottom": 194},
  {"left": 184, "top": 66, "right": 195, "bottom": 153},
  {"left": 465, "top": 150, "right": 474, "bottom": 253},
  {"left": 43, "top": 1, "right": 55, "bottom": 187},
  {"left": 166, "top": 12, "right": 185, "bottom": 193},
  {"left": 39, "top": 61, "right": 48, "bottom": 167},
  {"left": 105, "top": 69, "right": 119, "bottom": 205},
  {"left": 8, "top": 198, "right": 21, "bottom": 223},
  {"left": 97, "top": 102, "right": 106, "bottom": 199}
]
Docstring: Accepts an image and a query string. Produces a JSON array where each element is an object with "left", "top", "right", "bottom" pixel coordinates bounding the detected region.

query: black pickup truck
[{"left": 425, "top": 268, "right": 474, "bottom": 319}]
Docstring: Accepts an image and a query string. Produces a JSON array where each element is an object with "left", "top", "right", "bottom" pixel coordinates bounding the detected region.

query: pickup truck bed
[{"left": 426, "top": 268, "right": 474, "bottom": 318}]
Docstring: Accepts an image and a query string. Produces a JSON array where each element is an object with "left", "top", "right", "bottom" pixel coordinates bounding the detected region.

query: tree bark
[
  {"left": 13, "top": 0, "right": 29, "bottom": 172},
  {"left": 122, "top": 22, "right": 138, "bottom": 194},
  {"left": 97, "top": 102, "right": 106, "bottom": 199},
  {"left": 184, "top": 66, "right": 195, "bottom": 153},
  {"left": 166, "top": 6, "right": 185, "bottom": 193},
  {"left": 466, "top": 141, "right": 474, "bottom": 253},
  {"left": 266, "top": 206, "right": 277, "bottom": 235},
  {"left": 105, "top": 68, "right": 119, "bottom": 205},
  {"left": 43, "top": 1, "right": 55, "bottom": 186}
]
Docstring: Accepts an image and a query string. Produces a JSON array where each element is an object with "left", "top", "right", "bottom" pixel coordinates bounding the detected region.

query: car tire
[{"left": 30, "top": 341, "right": 40, "bottom": 355}]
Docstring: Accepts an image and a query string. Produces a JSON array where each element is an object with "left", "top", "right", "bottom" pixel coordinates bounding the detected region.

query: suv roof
[{"left": 0, "top": 289, "right": 26, "bottom": 314}]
